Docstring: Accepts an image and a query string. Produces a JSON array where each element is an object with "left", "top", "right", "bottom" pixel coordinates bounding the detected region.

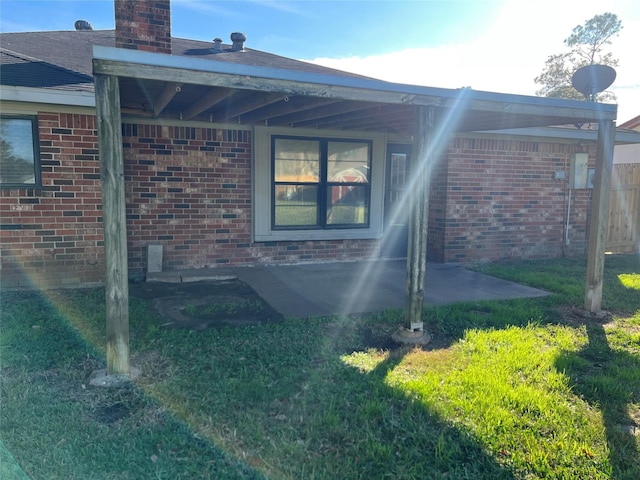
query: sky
[{"left": 1, "top": 0, "right": 638, "bottom": 123}]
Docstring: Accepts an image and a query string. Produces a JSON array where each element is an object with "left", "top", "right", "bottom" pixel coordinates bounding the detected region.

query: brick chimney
[{"left": 114, "top": 0, "right": 171, "bottom": 54}]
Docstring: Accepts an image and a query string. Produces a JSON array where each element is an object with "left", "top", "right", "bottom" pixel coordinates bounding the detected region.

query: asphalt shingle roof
[
  {"left": 0, "top": 48, "right": 94, "bottom": 91},
  {"left": 0, "top": 30, "right": 364, "bottom": 93}
]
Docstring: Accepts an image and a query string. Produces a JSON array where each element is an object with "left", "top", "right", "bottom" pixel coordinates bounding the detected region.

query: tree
[{"left": 534, "top": 13, "right": 622, "bottom": 101}]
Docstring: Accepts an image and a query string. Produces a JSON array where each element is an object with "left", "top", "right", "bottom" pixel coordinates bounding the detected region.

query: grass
[{"left": 1, "top": 253, "right": 639, "bottom": 479}]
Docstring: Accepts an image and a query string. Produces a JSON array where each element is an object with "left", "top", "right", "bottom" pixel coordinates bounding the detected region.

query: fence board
[{"left": 606, "top": 163, "right": 640, "bottom": 253}]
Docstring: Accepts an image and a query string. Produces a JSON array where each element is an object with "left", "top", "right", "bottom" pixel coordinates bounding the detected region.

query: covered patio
[{"left": 92, "top": 45, "right": 617, "bottom": 373}]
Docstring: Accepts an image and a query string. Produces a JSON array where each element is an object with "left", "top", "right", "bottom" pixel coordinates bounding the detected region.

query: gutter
[{"left": 0, "top": 85, "right": 96, "bottom": 108}]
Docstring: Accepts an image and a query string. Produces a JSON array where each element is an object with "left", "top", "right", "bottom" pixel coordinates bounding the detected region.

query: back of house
[{"left": 1, "top": 0, "right": 637, "bottom": 288}]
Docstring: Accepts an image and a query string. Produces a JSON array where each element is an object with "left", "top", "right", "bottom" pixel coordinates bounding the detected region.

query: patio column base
[
  {"left": 89, "top": 367, "right": 141, "bottom": 388},
  {"left": 392, "top": 327, "right": 431, "bottom": 346}
]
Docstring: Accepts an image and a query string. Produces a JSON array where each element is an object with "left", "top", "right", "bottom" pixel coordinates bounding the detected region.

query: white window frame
[{"left": 253, "top": 126, "right": 386, "bottom": 242}]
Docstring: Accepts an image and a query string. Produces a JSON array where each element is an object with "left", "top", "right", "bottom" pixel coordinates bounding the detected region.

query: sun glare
[{"left": 336, "top": 88, "right": 472, "bottom": 317}]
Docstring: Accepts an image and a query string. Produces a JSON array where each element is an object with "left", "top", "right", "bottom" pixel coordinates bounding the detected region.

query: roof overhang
[
  {"left": 0, "top": 85, "right": 96, "bottom": 108},
  {"left": 478, "top": 126, "right": 640, "bottom": 145},
  {"left": 92, "top": 46, "right": 617, "bottom": 134}
]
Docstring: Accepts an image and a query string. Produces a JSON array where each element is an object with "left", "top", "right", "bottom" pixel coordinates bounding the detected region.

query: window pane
[
  {"left": 0, "top": 118, "right": 37, "bottom": 185},
  {"left": 327, "top": 141, "right": 370, "bottom": 183},
  {"left": 326, "top": 185, "right": 369, "bottom": 225},
  {"left": 389, "top": 153, "right": 408, "bottom": 203},
  {"left": 274, "top": 185, "right": 318, "bottom": 226},
  {"left": 274, "top": 138, "right": 320, "bottom": 183}
]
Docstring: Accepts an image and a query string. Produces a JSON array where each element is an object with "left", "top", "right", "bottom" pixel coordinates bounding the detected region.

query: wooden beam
[
  {"left": 240, "top": 97, "right": 337, "bottom": 124},
  {"left": 153, "top": 82, "right": 182, "bottom": 118},
  {"left": 311, "top": 106, "right": 410, "bottom": 130},
  {"left": 272, "top": 101, "right": 378, "bottom": 126},
  {"left": 404, "top": 106, "right": 435, "bottom": 332},
  {"left": 213, "top": 92, "right": 284, "bottom": 122},
  {"left": 584, "top": 120, "right": 616, "bottom": 312},
  {"left": 182, "top": 87, "right": 234, "bottom": 120},
  {"left": 94, "top": 73, "right": 130, "bottom": 375},
  {"left": 93, "top": 59, "right": 442, "bottom": 108},
  {"left": 294, "top": 104, "right": 387, "bottom": 128},
  {"left": 121, "top": 108, "right": 155, "bottom": 118}
]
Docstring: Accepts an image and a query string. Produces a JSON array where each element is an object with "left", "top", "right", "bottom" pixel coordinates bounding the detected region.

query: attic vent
[
  {"left": 230, "top": 32, "right": 246, "bottom": 51},
  {"left": 74, "top": 20, "right": 93, "bottom": 31},
  {"left": 213, "top": 38, "right": 223, "bottom": 52}
]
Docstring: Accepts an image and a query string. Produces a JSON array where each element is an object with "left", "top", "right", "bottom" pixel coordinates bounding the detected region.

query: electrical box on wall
[{"left": 569, "top": 153, "right": 589, "bottom": 189}]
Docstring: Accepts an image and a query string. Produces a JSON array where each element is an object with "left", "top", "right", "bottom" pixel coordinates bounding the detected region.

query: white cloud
[{"left": 306, "top": 1, "right": 640, "bottom": 124}]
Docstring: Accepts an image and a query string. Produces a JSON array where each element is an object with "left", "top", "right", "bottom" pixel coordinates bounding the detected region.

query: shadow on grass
[
  {"left": 335, "top": 349, "right": 517, "bottom": 479},
  {"left": 1, "top": 287, "right": 515, "bottom": 479},
  {"left": 556, "top": 321, "right": 640, "bottom": 480},
  {"left": 136, "top": 303, "right": 521, "bottom": 479},
  {"left": 419, "top": 295, "right": 564, "bottom": 351},
  {"left": 0, "top": 290, "right": 265, "bottom": 480}
]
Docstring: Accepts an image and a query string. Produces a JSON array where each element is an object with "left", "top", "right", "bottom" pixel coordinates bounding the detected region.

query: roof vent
[
  {"left": 74, "top": 20, "right": 93, "bottom": 31},
  {"left": 230, "top": 32, "right": 246, "bottom": 51},
  {"left": 213, "top": 38, "right": 223, "bottom": 52}
]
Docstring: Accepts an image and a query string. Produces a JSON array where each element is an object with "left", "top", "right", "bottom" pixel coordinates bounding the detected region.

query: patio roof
[{"left": 92, "top": 46, "right": 617, "bottom": 135}]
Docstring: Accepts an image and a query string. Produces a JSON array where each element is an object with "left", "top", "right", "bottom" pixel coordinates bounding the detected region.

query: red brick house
[{"left": 1, "top": 0, "right": 636, "bottom": 290}]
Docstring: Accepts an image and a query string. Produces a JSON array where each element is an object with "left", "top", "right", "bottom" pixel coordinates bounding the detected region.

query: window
[
  {"left": 272, "top": 136, "right": 371, "bottom": 229},
  {"left": 254, "top": 127, "right": 385, "bottom": 242},
  {"left": 0, "top": 116, "right": 40, "bottom": 186}
]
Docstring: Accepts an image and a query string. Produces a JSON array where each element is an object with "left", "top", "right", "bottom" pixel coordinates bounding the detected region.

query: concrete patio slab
[
  {"left": 231, "top": 260, "right": 548, "bottom": 318},
  {"left": 145, "top": 260, "right": 547, "bottom": 319}
]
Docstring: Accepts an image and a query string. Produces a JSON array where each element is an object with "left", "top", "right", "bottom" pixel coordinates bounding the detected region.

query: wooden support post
[
  {"left": 404, "top": 106, "right": 435, "bottom": 332},
  {"left": 584, "top": 120, "right": 616, "bottom": 312},
  {"left": 95, "top": 73, "right": 130, "bottom": 375}
]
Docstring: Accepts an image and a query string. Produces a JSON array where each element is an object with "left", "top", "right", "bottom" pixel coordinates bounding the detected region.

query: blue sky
[
  {"left": 1, "top": 0, "right": 638, "bottom": 122},
  {"left": 0, "top": 0, "right": 501, "bottom": 57}
]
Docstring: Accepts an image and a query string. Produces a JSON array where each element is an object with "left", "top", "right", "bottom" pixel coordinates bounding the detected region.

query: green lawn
[{"left": 1, "top": 254, "right": 639, "bottom": 479}]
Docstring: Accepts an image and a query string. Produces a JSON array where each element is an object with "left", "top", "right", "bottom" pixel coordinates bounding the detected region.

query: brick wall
[
  {"left": 1, "top": 111, "right": 598, "bottom": 288},
  {"left": 0, "top": 112, "right": 104, "bottom": 288},
  {"left": 426, "top": 152, "right": 449, "bottom": 261},
  {"left": 434, "top": 136, "right": 594, "bottom": 262},
  {"left": 122, "top": 122, "right": 379, "bottom": 279}
]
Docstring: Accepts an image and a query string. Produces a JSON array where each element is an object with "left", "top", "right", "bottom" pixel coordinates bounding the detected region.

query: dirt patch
[
  {"left": 129, "top": 279, "right": 283, "bottom": 330},
  {"left": 559, "top": 306, "right": 614, "bottom": 326},
  {"left": 129, "top": 279, "right": 439, "bottom": 352}
]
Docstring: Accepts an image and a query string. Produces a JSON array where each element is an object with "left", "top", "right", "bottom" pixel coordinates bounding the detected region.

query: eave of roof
[
  {"left": 0, "top": 85, "right": 96, "bottom": 107},
  {"left": 620, "top": 114, "right": 640, "bottom": 131},
  {"left": 92, "top": 45, "right": 616, "bottom": 133},
  {"left": 93, "top": 45, "right": 615, "bottom": 115},
  {"left": 480, "top": 126, "right": 640, "bottom": 145}
]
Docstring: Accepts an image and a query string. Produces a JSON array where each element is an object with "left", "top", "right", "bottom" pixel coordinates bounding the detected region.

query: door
[{"left": 380, "top": 144, "right": 411, "bottom": 258}]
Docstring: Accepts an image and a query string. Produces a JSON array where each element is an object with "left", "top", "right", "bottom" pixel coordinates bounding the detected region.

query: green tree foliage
[{"left": 534, "top": 13, "right": 622, "bottom": 101}]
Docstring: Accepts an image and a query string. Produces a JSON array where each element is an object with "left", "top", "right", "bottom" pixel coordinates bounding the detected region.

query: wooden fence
[{"left": 606, "top": 163, "right": 640, "bottom": 253}]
